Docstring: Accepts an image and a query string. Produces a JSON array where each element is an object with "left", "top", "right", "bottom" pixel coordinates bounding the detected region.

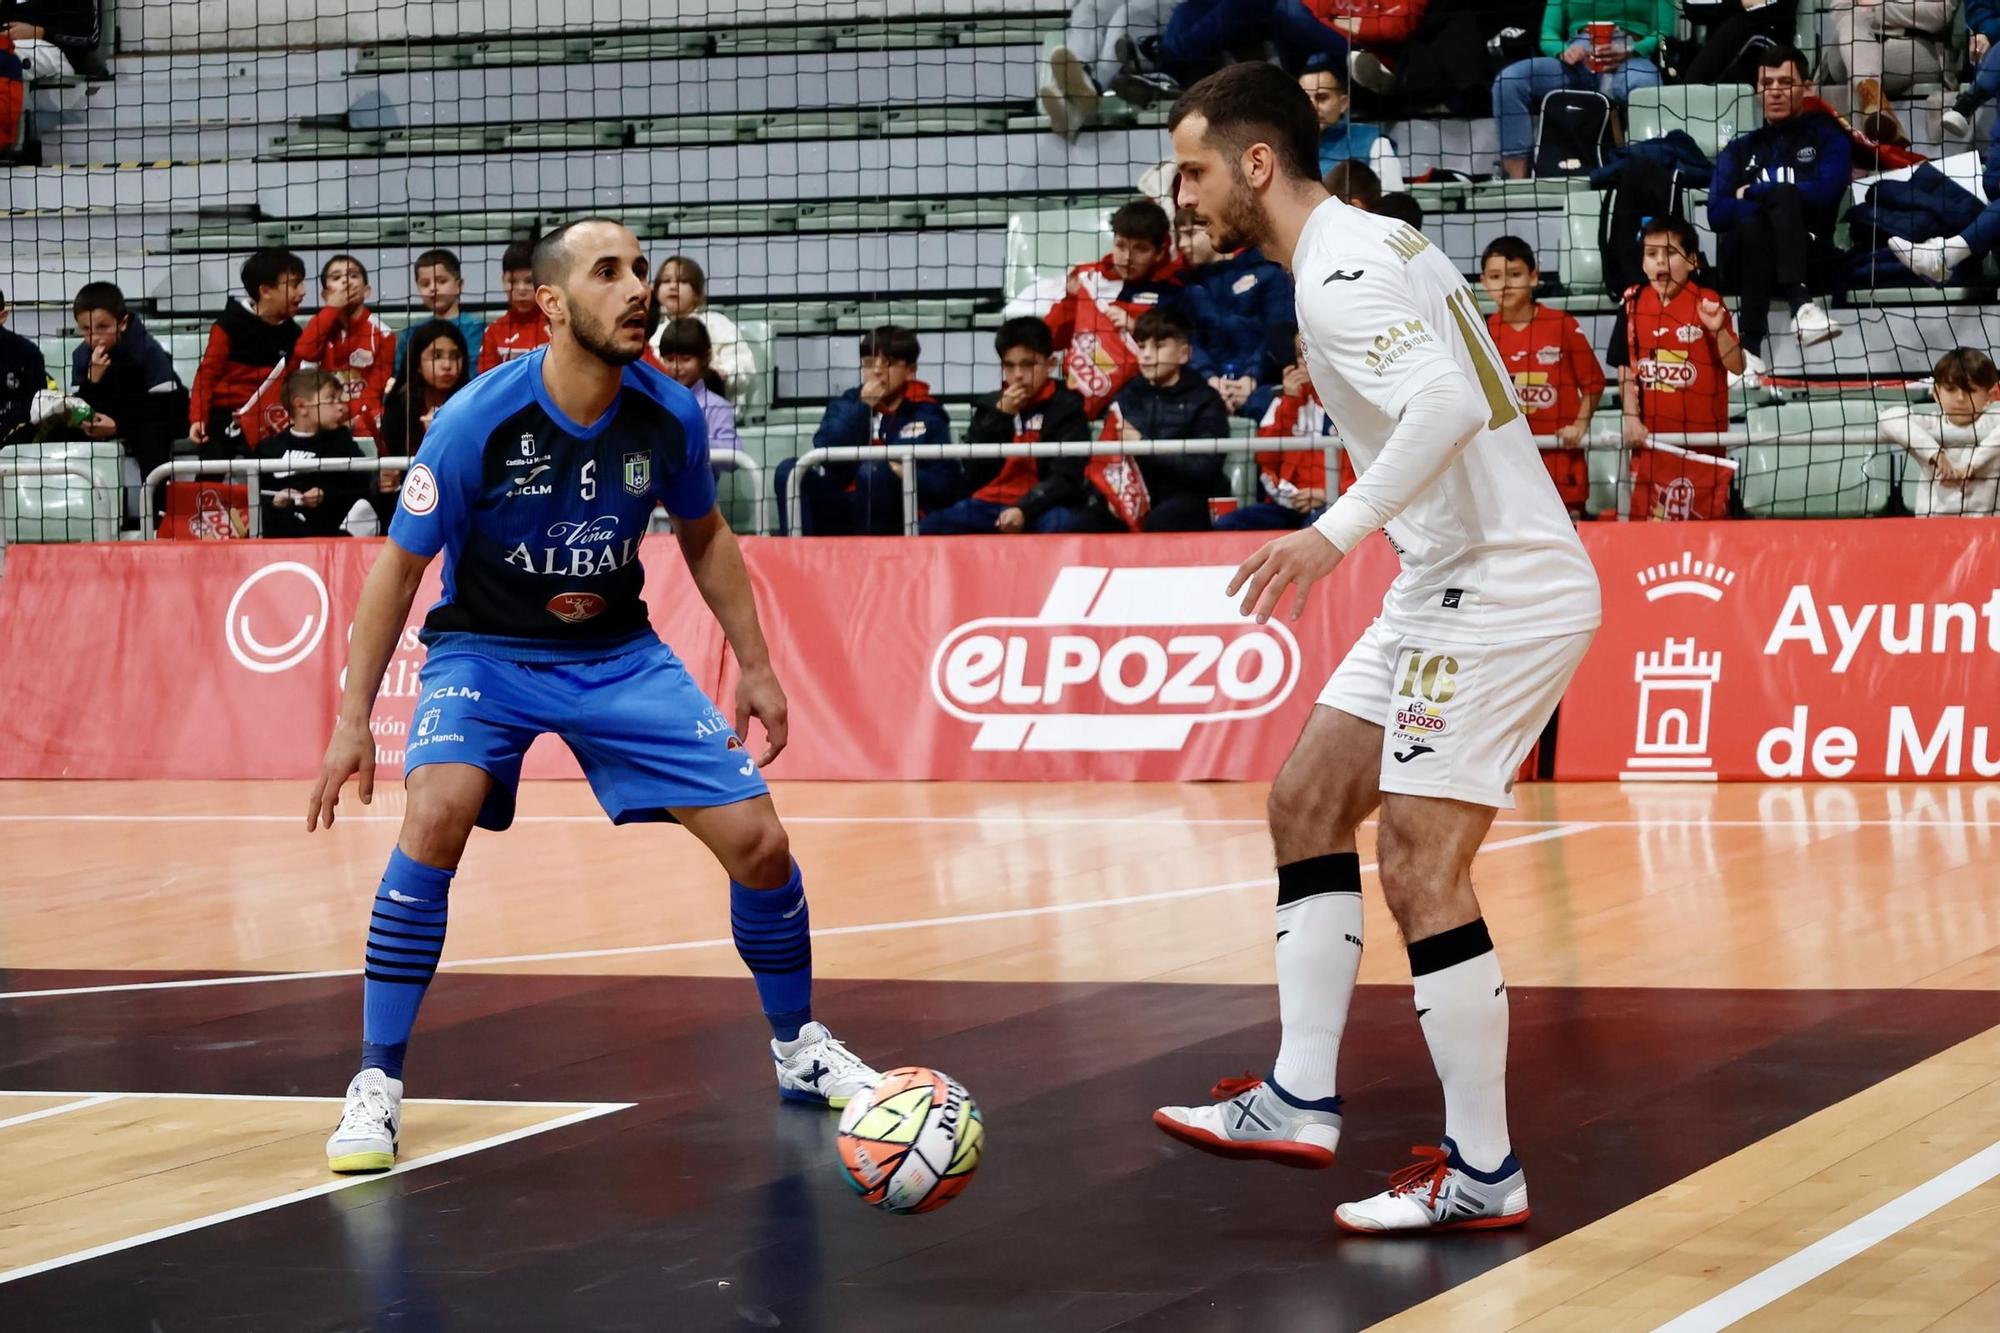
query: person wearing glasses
[{"left": 1706, "top": 43, "right": 1850, "bottom": 353}]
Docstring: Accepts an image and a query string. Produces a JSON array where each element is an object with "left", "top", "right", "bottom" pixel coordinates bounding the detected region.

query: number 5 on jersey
[{"left": 581, "top": 459, "right": 597, "bottom": 500}]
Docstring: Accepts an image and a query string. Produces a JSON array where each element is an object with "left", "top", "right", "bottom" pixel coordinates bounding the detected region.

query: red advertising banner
[{"left": 1559, "top": 519, "right": 2000, "bottom": 781}]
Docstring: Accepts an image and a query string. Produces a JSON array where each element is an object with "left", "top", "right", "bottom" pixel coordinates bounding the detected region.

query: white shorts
[{"left": 1316, "top": 619, "right": 1594, "bottom": 809}]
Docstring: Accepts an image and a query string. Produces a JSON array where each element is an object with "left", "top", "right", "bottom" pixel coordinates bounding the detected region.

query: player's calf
[{"left": 1153, "top": 1073, "right": 1342, "bottom": 1168}]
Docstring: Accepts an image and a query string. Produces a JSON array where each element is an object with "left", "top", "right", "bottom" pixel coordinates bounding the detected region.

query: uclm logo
[{"left": 929, "top": 566, "right": 1302, "bottom": 753}]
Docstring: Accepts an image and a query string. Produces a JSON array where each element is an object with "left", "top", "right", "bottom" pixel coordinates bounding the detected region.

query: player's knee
[
  {"left": 399, "top": 789, "right": 481, "bottom": 868},
  {"left": 1373, "top": 818, "right": 1430, "bottom": 908},
  {"left": 730, "top": 819, "right": 793, "bottom": 889}
]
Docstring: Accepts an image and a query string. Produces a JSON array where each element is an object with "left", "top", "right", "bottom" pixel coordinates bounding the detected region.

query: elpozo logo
[
  {"left": 225, "top": 561, "right": 331, "bottom": 674},
  {"left": 928, "top": 565, "right": 1301, "bottom": 752}
]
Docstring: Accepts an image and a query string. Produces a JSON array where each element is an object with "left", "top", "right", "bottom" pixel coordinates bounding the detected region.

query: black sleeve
[
  {"left": 1605, "top": 305, "right": 1630, "bottom": 370},
  {"left": 960, "top": 399, "right": 1011, "bottom": 494},
  {"left": 1014, "top": 390, "right": 1093, "bottom": 520}
]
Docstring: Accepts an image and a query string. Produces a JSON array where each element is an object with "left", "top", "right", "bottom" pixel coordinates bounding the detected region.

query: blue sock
[
  {"left": 359, "top": 848, "right": 454, "bottom": 1080},
  {"left": 730, "top": 862, "right": 813, "bottom": 1042}
]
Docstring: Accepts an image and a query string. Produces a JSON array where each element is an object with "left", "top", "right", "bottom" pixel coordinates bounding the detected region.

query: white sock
[
  {"left": 1410, "top": 919, "right": 1512, "bottom": 1173},
  {"left": 1271, "top": 854, "right": 1363, "bottom": 1103}
]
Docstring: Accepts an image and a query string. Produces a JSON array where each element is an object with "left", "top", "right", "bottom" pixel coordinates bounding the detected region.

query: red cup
[
  {"left": 1584, "top": 20, "right": 1616, "bottom": 50},
  {"left": 1208, "top": 497, "right": 1240, "bottom": 521}
]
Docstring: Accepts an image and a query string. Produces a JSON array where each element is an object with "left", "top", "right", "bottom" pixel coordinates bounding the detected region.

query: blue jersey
[{"left": 388, "top": 349, "right": 716, "bottom": 661}]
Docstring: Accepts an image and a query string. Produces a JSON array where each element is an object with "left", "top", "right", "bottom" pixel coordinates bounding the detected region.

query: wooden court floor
[{"left": 2, "top": 778, "right": 1998, "bottom": 1331}]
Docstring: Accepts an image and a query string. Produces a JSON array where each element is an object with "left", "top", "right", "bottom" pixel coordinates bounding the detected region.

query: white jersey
[{"left": 1293, "top": 198, "right": 1600, "bottom": 643}]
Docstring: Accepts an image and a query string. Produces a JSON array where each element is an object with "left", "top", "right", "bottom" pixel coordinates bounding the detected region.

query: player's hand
[
  {"left": 734, "top": 663, "right": 789, "bottom": 768},
  {"left": 1227, "top": 526, "right": 1344, "bottom": 624},
  {"left": 1623, "top": 414, "right": 1651, "bottom": 448},
  {"left": 188, "top": 421, "right": 209, "bottom": 445},
  {"left": 308, "top": 719, "right": 374, "bottom": 830},
  {"left": 1697, "top": 296, "right": 1728, "bottom": 333},
  {"left": 996, "top": 506, "right": 1027, "bottom": 533},
  {"left": 1557, "top": 421, "right": 1587, "bottom": 449}
]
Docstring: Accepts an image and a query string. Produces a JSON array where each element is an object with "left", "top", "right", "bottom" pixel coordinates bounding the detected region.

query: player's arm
[
  {"left": 676, "top": 508, "right": 787, "bottom": 767},
  {"left": 307, "top": 539, "right": 433, "bottom": 830}
]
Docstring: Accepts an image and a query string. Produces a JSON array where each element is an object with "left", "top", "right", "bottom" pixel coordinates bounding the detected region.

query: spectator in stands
[
  {"left": 1108, "top": 307, "right": 1231, "bottom": 530},
  {"left": 1040, "top": 0, "right": 1174, "bottom": 136},
  {"left": 1376, "top": 191, "right": 1425, "bottom": 228},
  {"left": 1048, "top": 199, "right": 1184, "bottom": 353},
  {"left": 1708, "top": 46, "right": 1848, "bottom": 352},
  {"left": 652, "top": 317, "right": 742, "bottom": 461},
  {"left": 649, "top": 256, "right": 755, "bottom": 403},
  {"left": 1880, "top": 347, "right": 2000, "bottom": 515},
  {"left": 69, "top": 281, "right": 187, "bottom": 487},
  {"left": 260, "top": 368, "right": 369, "bottom": 538},
  {"left": 479, "top": 239, "right": 550, "bottom": 374},
  {"left": 778, "top": 324, "right": 958, "bottom": 536},
  {"left": 1149, "top": 0, "right": 1358, "bottom": 90},
  {"left": 1941, "top": 11, "right": 2000, "bottom": 139},
  {"left": 0, "top": 285, "right": 45, "bottom": 443},
  {"left": 920, "top": 317, "right": 1110, "bottom": 534},
  {"left": 1217, "top": 334, "right": 1336, "bottom": 530},
  {"left": 1893, "top": 109, "right": 2000, "bottom": 278},
  {"left": 1820, "top": 0, "right": 1956, "bottom": 144},
  {"left": 1679, "top": 0, "right": 1797, "bottom": 85},
  {"left": 1175, "top": 209, "right": 1293, "bottom": 421},
  {"left": 1300, "top": 53, "right": 1404, "bottom": 188},
  {"left": 1610, "top": 214, "right": 1745, "bottom": 449},
  {"left": 392, "top": 249, "right": 484, "bottom": 380},
  {"left": 188, "top": 247, "right": 305, "bottom": 452},
  {"left": 375, "top": 320, "right": 469, "bottom": 525},
  {"left": 1493, "top": 0, "right": 1669, "bottom": 179},
  {"left": 1480, "top": 236, "right": 1606, "bottom": 517},
  {"left": 1323, "top": 159, "right": 1383, "bottom": 210},
  {"left": 287, "top": 255, "right": 395, "bottom": 444},
  {"left": 2, "top": 0, "right": 99, "bottom": 80}
]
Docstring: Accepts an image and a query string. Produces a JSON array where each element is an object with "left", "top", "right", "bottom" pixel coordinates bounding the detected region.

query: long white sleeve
[{"left": 1312, "top": 368, "right": 1487, "bottom": 553}]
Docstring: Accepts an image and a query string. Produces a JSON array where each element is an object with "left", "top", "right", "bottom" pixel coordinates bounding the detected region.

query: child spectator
[
  {"left": 392, "top": 249, "right": 484, "bottom": 380},
  {"left": 1323, "top": 159, "right": 1383, "bottom": 211},
  {"left": 478, "top": 239, "right": 550, "bottom": 373},
  {"left": 69, "top": 281, "right": 188, "bottom": 485},
  {"left": 261, "top": 369, "right": 369, "bottom": 538},
  {"left": 283, "top": 255, "right": 395, "bottom": 444},
  {"left": 1376, "top": 191, "right": 1424, "bottom": 229},
  {"left": 188, "top": 247, "right": 305, "bottom": 452},
  {"left": 1107, "top": 307, "right": 1231, "bottom": 531},
  {"left": 1880, "top": 348, "right": 2000, "bottom": 517},
  {"left": 374, "top": 320, "right": 469, "bottom": 526},
  {"left": 1610, "top": 216, "right": 1743, "bottom": 450},
  {"left": 1299, "top": 54, "right": 1403, "bottom": 189},
  {"left": 1176, "top": 209, "right": 1294, "bottom": 421},
  {"left": 0, "top": 285, "right": 46, "bottom": 443},
  {"left": 1218, "top": 344, "right": 1339, "bottom": 530},
  {"left": 920, "top": 317, "right": 1111, "bottom": 534},
  {"left": 1046, "top": 199, "right": 1185, "bottom": 416},
  {"left": 651, "top": 317, "right": 741, "bottom": 459},
  {"left": 1480, "top": 235, "right": 1606, "bottom": 516},
  {"left": 777, "top": 324, "right": 958, "bottom": 536},
  {"left": 649, "top": 255, "right": 755, "bottom": 401}
]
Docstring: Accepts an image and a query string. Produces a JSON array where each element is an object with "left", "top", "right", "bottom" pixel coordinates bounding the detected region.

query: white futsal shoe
[
  {"left": 773, "top": 1021, "right": 879, "bottom": 1109},
  {"left": 1153, "top": 1073, "right": 1342, "bottom": 1169},
  {"left": 1335, "top": 1139, "right": 1530, "bottom": 1234},
  {"left": 326, "top": 1068, "right": 402, "bottom": 1173}
]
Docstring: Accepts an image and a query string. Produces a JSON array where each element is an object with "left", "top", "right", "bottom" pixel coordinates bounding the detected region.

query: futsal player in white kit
[{"left": 1150, "top": 62, "right": 1601, "bottom": 1234}]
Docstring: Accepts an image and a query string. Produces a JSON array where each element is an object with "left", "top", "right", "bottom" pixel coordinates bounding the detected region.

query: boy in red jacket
[
  {"left": 478, "top": 239, "right": 550, "bottom": 374},
  {"left": 289, "top": 255, "right": 396, "bottom": 443},
  {"left": 1045, "top": 199, "right": 1185, "bottom": 415},
  {"left": 1480, "top": 235, "right": 1605, "bottom": 516},
  {"left": 188, "top": 248, "right": 305, "bottom": 451}
]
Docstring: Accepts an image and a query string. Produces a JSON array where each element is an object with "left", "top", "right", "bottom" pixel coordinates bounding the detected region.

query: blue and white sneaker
[
  {"left": 772, "top": 1021, "right": 878, "bottom": 1108},
  {"left": 326, "top": 1068, "right": 401, "bottom": 1173},
  {"left": 1153, "top": 1072, "right": 1342, "bottom": 1169},
  {"left": 1335, "top": 1138, "right": 1530, "bottom": 1234}
]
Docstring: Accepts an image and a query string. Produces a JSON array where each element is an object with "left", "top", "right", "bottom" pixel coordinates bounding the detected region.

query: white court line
[
  {"left": 0, "top": 1098, "right": 634, "bottom": 1285},
  {"left": 0, "top": 1094, "right": 121, "bottom": 1130},
  {"left": 1652, "top": 1138, "right": 2000, "bottom": 1332},
  {"left": 0, "top": 1089, "right": 620, "bottom": 1108},
  {"left": 1, "top": 813, "right": 1988, "bottom": 828},
  {"left": 0, "top": 824, "right": 1598, "bottom": 1001}
]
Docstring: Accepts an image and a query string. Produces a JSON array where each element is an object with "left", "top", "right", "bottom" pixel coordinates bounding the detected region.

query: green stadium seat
[
  {"left": 1, "top": 440, "right": 124, "bottom": 543},
  {"left": 1625, "top": 86, "right": 1760, "bottom": 161},
  {"left": 1738, "top": 400, "right": 1893, "bottom": 517},
  {"left": 1004, "top": 206, "right": 1115, "bottom": 301},
  {"left": 1559, "top": 189, "right": 1604, "bottom": 297}
]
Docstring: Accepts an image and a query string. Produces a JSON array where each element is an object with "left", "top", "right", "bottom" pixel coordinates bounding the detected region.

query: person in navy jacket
[
  {"left": 1706, "top": 44, "right": 1850, "bottom": 355},
  {"left": 1174, "top": 209, "right": 1294, "bottom": 422}
]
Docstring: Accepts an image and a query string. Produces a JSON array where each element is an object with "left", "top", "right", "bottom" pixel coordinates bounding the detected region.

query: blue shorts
[{"left": 403, "top": 639, "right": 769, "bottom": 832}]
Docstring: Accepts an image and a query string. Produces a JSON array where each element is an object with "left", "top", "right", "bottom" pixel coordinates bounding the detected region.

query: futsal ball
[{"left": 835, "top": 1066, "right": 983, "bottom": 1214}]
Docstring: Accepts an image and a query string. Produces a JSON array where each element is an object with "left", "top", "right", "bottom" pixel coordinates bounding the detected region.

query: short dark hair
[
  {"left": 241, "top": 248, "right": 305, "bottom": 299},
  {"left": 860, "top": 324, "right": 921, "bottom": 365},
  {"left": 995, "top": 316, "right": 1054, "bottom": 359},
  {"left": 1376, "top": 191, "right": 1424, "bottom": 230},
  {"left": 1935, "top": 347, "right": 1999, "bottom": 391},
  {"left": 1169, "top": 61, "right": 1322, "bottom": 185},
  {"left": 283, "top": 366, "right": 340, "bottom": 408},
  {"left": 660, "top": 254, "right": 707, "bottom": 299},
  {"left": 1110, "top": 198, "right": 1171, "bottom": 246},
  {"left": 1132, "top": 306, "right": 1193, "bottom": 344},
  {"left": 1323, "top": 160, "right": 1382, "bottom": 211},
  {"left": 73, "top": 281, "right": 129, "bottom": 322},
  {"left": 413, "top": 248, "right": 462, "bottom": 280},
  {"left": 402, "top": 320, "right": 472, "bottom": 391},
  {"left": 530, "top": 219, "right": 628, "bottom": 288},
  {"left": 1481, "top": 235, "right": 1539, "bottom": 271},
  {"left": 1756, "top": 44, "right": 1811, "bottom": 81},
  {"left": 1640, "top": 212, "right": 1701, "bottom": 259},
  {"left": 654, "top": 316, "right": 713, "bottom": 361},
  {"left": 501, "top": 238, "right": 536, "bottom": 274},
  {"left": 320, "top": 254, "right": 368, "bottom": 286},
  {"left": 1299, "top": 53, "right": 1347, "bottom": 92}
]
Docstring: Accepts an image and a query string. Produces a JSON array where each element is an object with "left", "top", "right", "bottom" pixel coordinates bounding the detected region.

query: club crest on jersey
[
  {"left": 623, "top": 451, "right": 651, "bottom": 496},
  {"left": 546, "top": 592, "right": 607, "bottom": 623},
  {"left": 517, "top": 433, "right": 537, "bottom": 458}
]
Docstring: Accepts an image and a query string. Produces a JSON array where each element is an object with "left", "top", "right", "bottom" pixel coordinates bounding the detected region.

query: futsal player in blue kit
[{"left": 308, "top": 219, "right": 879, "bottom": 1172}]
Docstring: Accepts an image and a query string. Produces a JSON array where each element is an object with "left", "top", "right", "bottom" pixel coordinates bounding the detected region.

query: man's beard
[
  {"left": 1202, "top": 178, "right": 1271, "bottom": 255},
  {"left": 571, "top": 302, "right": 645, "bottom": 367}
]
